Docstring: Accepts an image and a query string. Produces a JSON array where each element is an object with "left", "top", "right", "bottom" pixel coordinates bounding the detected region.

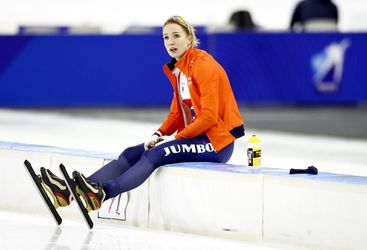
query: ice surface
[{"left": 0, "top": 211, "right": 296, "bottom": 250}]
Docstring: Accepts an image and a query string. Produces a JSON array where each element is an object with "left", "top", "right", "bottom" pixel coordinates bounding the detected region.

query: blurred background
[
  {"left": 0, "top": 0, "right": 367, "bottom": 33},
  {"left": 0, "top": 0, "right": 366, "bottom": 139}
]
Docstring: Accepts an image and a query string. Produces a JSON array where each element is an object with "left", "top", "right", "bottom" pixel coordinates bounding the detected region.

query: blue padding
[
  {"left": 1, "top": 140, "right": 366, "bottom": 186},
  {"left": 0, "top": 140, "right": 117, "bottom": 160},
  {"left": 0, "top": 33, "right": 366, "bottom": 107},
  {"left": 166, "top": 162, "right": 367, "bottom": 186}
]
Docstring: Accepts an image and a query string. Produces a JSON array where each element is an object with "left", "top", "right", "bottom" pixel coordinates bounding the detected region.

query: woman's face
[{"left": 163, "top": 23, "right": 192, "bottom": 60}]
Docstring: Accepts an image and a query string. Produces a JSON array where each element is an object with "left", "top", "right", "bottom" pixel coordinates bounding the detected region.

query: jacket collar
[
  {"left": 167, "top": 57, "right": 177, "bottom": 71},
  {"left": 166, "top": 47, "right": 197, "bottom": 74}
]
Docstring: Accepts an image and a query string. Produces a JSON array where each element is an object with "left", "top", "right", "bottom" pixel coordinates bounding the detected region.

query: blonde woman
[{"left": 39, "top": 16, "right": 245, "bottom": 212}]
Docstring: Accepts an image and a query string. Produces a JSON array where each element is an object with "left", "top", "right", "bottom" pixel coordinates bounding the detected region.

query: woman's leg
[
  {"left": 103, "top": 136, "right": 234, "bottom": 198},
  {"left": 88, "top": 143, "right": 145, "bottom": 183}
]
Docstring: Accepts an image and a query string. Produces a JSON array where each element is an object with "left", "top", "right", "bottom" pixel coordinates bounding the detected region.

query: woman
[{"left": 41, "top": 16, "right": 245, "bottom": 212}]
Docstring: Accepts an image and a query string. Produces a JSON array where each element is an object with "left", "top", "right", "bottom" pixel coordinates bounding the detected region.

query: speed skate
[
  {"left": 25, "top": 160, "right": 94, "bottom": 229},
  {"left": 24, "top": 160, "right": 62, "bottom": 226},
  {"left": 59, "top": 163, "right": 94, "bottom": 229}
]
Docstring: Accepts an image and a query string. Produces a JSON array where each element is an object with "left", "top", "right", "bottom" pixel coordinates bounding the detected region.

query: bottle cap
[{"left": 247, "top": 135, "right": 261, "bottom": 143}]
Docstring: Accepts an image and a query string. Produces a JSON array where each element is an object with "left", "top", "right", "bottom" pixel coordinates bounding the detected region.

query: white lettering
[
  {"left": 170, "top": 145, "right": 181, "bottom": 153},
  {"left": 196, "top": 144, "right": 205, "bottom": 153},
  {"left": 163, "top": 143, "right": 214, "bottom": 157},
  {"left": 182, "top": 144, "right": 196, "bottom": 153},
  {"left": 205, "top": 143, "right": 214, "bottom": 152},
  {"left": 164, "top": 147, "right": 171, "bottom": 157}
]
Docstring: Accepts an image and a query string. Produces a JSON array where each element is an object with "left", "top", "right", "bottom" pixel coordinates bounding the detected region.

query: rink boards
[{"left": 1, "top": 140, "right": 366, "bottom": 250}]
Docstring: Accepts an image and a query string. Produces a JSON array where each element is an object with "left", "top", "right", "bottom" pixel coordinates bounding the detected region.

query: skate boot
[
  {"left": 40, "top": 167, "right": 73, "bottom": 208},
  {"left": 72, "top": 171, "right": 106, "bottom": 212}
]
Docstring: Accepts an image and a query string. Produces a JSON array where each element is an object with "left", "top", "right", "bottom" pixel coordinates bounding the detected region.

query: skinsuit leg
[{"left": 88, "top": 135, "right": 234, "bottom": 199}]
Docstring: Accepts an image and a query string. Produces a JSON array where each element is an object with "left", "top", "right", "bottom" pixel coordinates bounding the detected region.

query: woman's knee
[
  {"left": 119, "top": 144, "right": 145, "bottom": 163},
  {"left": 141, "top": 148, "right": 163, "bottom": 165},
  {"left": 141, "top": 149, "right": 153, "bottom": 161}
]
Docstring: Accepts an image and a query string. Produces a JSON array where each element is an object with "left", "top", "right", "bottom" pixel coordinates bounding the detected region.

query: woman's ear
[{"left": 188, "top": 35, "right": 193, "bottom": 47}]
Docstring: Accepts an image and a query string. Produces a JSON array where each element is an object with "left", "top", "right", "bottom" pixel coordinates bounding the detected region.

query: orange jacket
[{"left": 158, "top": 47, "right": 245, "bottom": 152}]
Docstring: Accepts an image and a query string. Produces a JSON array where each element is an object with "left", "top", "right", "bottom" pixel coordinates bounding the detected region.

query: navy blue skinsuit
[{"left": 88, "top": 135, "right": 234, "bottom": 199}]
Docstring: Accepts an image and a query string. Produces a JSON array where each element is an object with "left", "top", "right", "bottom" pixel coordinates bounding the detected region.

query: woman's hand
[{"left": 144, "top": 131, "right": 163, "bottom": 150}]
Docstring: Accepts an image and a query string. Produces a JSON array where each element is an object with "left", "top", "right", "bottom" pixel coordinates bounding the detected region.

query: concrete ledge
[
  {"left": 1, "top": 140, "right": 367, "bottom": 249},
  {"left": 149, "top": 166, "right": 263, "bottom": 241},
  {"left": 150, "top": 163, "right": 367, "bottom": 249},
  {"left": 263, "top": 175, "right": 367, "bottom": 250}
]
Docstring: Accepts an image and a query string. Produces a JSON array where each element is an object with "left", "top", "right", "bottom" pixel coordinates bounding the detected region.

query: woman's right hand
[{"left": 144, "top": 131, "right": 163, "bottom": 150}]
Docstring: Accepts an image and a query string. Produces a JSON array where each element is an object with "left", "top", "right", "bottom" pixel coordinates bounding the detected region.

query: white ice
[
  {"left": 0, "top": 108, "right": 366, "bottom": 250},
  {"left": 0, "top": 210, "right": 299, "bottom": 250}
]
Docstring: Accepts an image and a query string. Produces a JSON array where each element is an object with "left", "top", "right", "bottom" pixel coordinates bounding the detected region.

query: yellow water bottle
[{"left": 247, "top": 135, "right": 261, "bottom": 167}]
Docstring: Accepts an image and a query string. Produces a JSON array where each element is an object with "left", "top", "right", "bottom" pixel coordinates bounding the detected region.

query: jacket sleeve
[
  {"left": 158, "top": 92, "right": 180, "bottom": 136},
  {"left": 176, "top": 58, "right": 219, "bottom": 139}
]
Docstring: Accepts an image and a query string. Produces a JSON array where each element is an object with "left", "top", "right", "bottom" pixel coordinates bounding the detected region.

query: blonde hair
[{"left": 163, "top": 15, "right": 199, "bottom": 48}]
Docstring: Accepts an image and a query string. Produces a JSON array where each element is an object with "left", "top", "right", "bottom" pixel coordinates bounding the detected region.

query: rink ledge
[{"left": 1, "top": 140, "right": 366, "bottom": 250}]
